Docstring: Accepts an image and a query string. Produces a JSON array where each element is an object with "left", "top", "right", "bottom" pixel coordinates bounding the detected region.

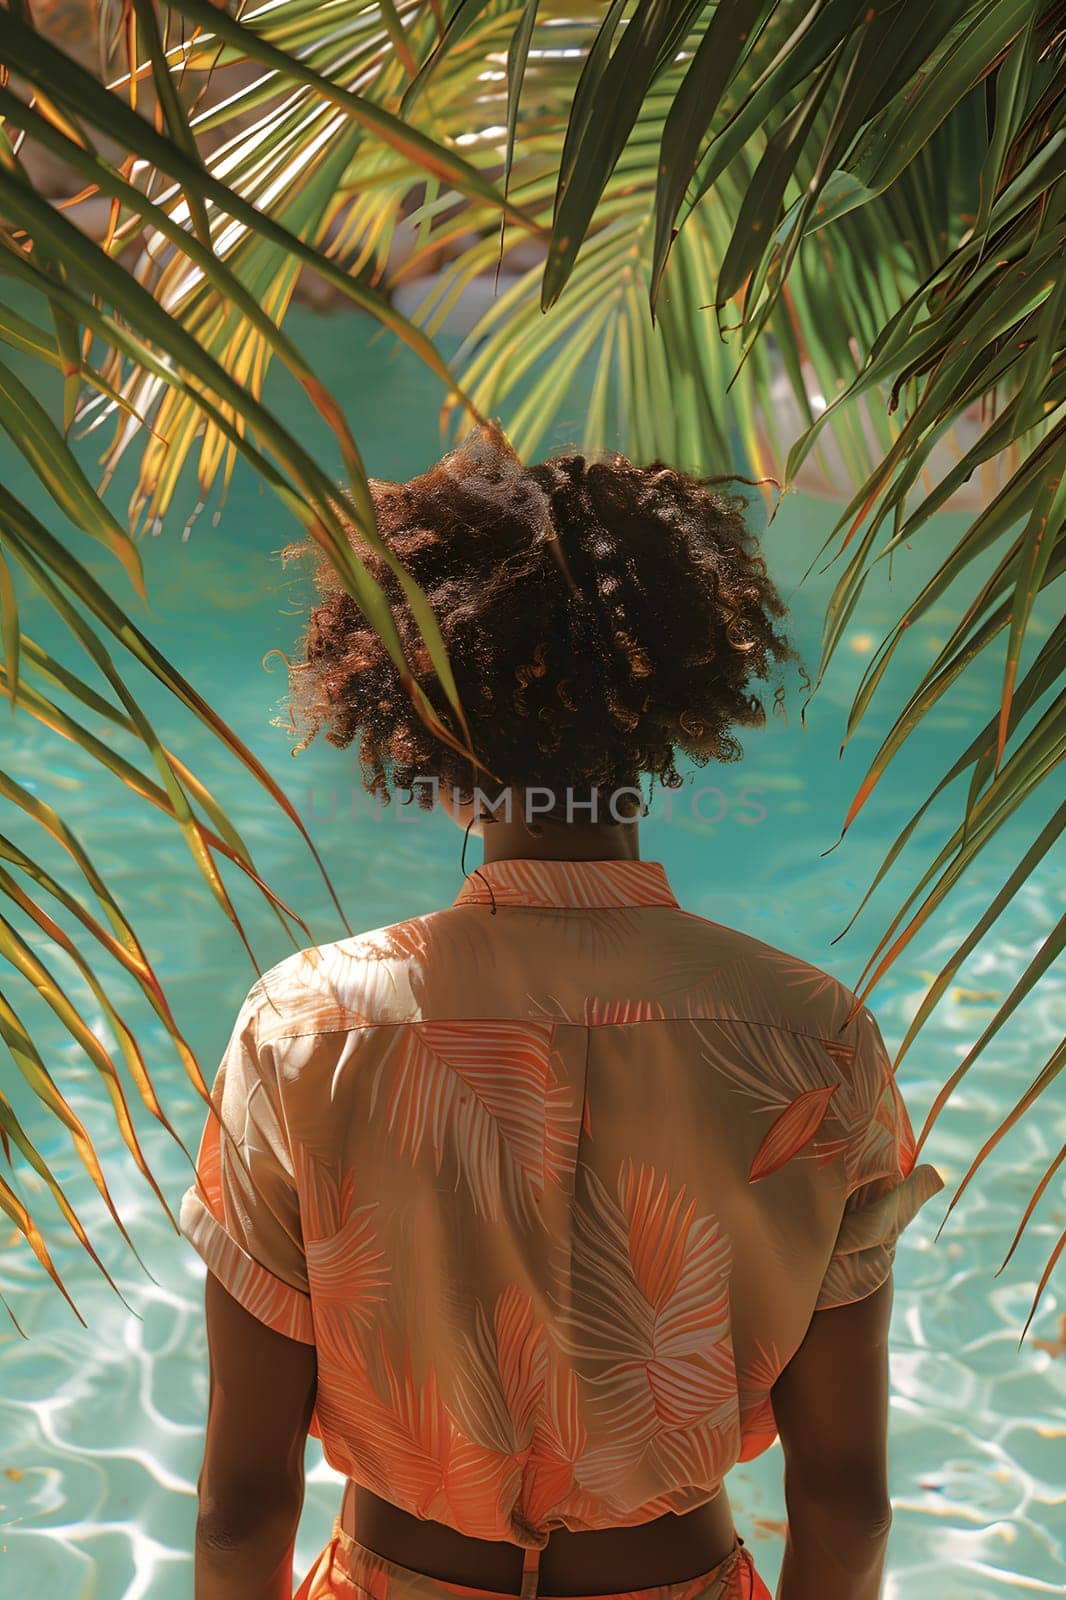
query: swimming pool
[{"left": 0, "top": 297, "right": 1062, "bottom": 1598}]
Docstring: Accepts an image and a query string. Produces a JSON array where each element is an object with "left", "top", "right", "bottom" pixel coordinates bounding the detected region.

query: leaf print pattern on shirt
[
  {"left": 316, "top": 1277, "right": 586, "bottom": 1542},
  {"left": 549, "top": 1161, "right": 738, "bottom": 1501},
  {"left": 322, "top": 1327, "right": 459, "bottom": 1520},
  {"left": 368, "top": 1020, "right": 581, "bottom": 1229},
  {"left": 736, "top": 1337, "right": 784, "bottom": 1461},
  {"left": 446, "top": 1281, "right": 590, "bottom": 1535},
  {"left": 303, "top": 1168, "right": 389, "bottom": 1321},
  {"left": 691, "top": 1017, "right": 850, "bottom": 1180},
  {"left": 748, "top": 1084, "right": 838, "bottom": 1182}
]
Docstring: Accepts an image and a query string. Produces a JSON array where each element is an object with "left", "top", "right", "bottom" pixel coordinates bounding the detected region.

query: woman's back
[{"left": 181, "top": 854, "right": 943, "bottom": 1556}]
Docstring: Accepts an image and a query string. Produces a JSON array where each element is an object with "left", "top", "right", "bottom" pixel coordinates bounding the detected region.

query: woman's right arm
[{"left": 770, "top": 1275, "right": 896, "bottom": 1600}]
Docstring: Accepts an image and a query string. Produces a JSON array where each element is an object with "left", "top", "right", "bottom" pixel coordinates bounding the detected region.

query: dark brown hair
[{"left": 280, "top": 421, "right": 800, "bottom": 815}]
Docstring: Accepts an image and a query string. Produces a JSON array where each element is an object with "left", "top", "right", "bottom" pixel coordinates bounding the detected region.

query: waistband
[{"left": 319, "top": 1514, "right": 756, "bottom": 1600}]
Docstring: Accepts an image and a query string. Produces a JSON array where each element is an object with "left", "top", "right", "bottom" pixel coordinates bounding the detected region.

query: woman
[{"left": 179, "top": 422, "right": 944, "bottom": 1600}]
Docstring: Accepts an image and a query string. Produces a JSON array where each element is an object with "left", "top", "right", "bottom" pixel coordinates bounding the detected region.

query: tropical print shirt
[{"left": 179, "top": 856, "right": 944, "bottom": 1551}]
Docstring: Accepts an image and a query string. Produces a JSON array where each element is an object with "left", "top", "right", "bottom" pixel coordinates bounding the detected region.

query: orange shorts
[{"left": 294, "top": 1518, "right": 772, "bottom": 1600}]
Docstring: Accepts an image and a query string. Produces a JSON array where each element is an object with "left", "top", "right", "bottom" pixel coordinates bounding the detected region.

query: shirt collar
[{"left": 453, "top": 857, "right": 679, "bottom": 911}]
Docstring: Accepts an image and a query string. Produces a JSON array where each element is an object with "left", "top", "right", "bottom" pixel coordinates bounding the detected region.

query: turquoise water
[{"left": 0, "top": 300, "right": 1063, "bottom": 1598}]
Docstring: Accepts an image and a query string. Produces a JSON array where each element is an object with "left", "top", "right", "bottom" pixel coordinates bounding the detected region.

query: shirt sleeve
[
  {"left": 179, "top": 981, "right": 314, "bottom": 1343},
  {"left": 815, "top": 1007, "right": 945, "bottom": 1312}
]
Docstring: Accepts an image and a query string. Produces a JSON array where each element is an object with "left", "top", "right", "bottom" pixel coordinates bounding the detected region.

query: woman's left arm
[{"left": 194, "top": 1270, "right": 318, "bottom": 1599}]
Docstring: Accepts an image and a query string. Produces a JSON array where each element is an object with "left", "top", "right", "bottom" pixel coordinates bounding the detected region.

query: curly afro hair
[{"left": 280, "top": 421, "right": 800, "bottom": 819}]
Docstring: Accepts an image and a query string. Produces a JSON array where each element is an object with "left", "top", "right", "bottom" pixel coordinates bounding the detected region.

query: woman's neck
[{"left": 479, "top": 816, "right": 641, "bottom": 865}]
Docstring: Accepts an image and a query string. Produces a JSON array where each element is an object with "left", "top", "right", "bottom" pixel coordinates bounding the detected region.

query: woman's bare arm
[
  {"left": 194, "top": 1271, "right": 317, "bottom": 1599},
  {"left": 770, "top": 1275, "right": 896, "bottom": 1600}
]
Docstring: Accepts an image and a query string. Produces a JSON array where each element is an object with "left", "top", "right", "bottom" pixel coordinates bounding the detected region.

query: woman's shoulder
[
  {"left": 673, "top": 906, "right": 865, "bottom": 1045},
  {"left": 244, "top": 909, "right": 445, "bottom": 1044}
]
